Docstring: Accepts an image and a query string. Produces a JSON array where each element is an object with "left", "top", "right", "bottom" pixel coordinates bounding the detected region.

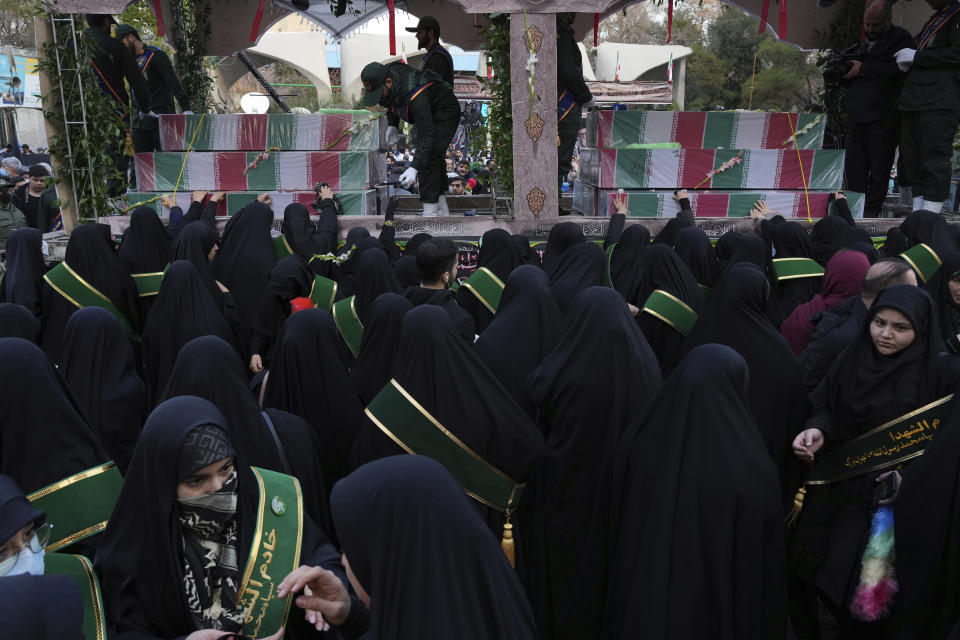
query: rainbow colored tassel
[{"left": 850, "top": 505, "right": 898, "bottom": 621}]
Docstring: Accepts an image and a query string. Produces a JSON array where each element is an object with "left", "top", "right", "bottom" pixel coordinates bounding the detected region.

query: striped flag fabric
[
  {"left": 586, "top": 111, "right": 826, "bottom": 150},
  {"left": 578, "top": 147, "right": 844, "bottom": 190},
  {"left": 134, "top": 151, "right": 384, "bottom": 192},
  {"left": 667, "top": 52, "right": 673, "bottom": 84},
  {"left": 158, "top": 112, "right": 384, "bottom": 152},
  {"left": 573, "top": 181, "right": 864, "bottom": 219},
  {"left": 614, "top": 50, "right": 621, "bottom": 82}
]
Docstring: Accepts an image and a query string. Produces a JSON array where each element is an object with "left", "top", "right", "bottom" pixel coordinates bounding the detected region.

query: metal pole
[{"left": 235, "top": 50, "right": 292, "bottom": 113}]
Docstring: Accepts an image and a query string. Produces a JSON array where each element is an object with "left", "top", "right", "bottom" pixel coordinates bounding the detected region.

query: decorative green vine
[
  {"left": 35, "top": 11, "right": 127, "bottom": 220},
  {"left": 477, "top": 15, "right": 513, "bottom": 195},
  {"left": 170, "top": 0, "right": 214, "bottom": 112}
]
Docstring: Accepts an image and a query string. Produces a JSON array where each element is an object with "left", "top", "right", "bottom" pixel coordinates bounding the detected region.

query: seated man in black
[{"left": 403, "top": 238, "right": 476, "bottom": 342}]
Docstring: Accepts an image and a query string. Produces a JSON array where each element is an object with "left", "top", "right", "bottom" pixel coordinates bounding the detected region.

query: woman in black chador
[
  {"left": 790, "top": 285, "right": 959, "bottom": 638},
  {"left": 94, "top": 395, "right": 357, "bottom": 639},
  {"left": 526, "top": 286, "right": 661, "bottom": 638},
  {"left": 605, "top": 344, "right": 787, "bottom": 639},
  {"left": 60, "top": 307, "right": 146, "bottom": 474},
  {"left": 475, "top": 265, "right": 564, "bottom": 420},
  {"left": 39, "top": 224, "right": 139, "bottom": 364},
  {"left": 278, "top": 456, "right": 539, "bottom": 639}
]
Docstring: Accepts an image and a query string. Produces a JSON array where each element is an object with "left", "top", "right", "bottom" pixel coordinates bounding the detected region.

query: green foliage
[
  {"left": 705, "top": 7, "right": 766, "bottom": 109},
  {"left": 36, "top": 13, "right": 127, "bottom": 218},
  {"left": 741, "top": 39, "right": 819, "bottom": 111},
  {"left": 117, "top": 1, "right": 173, "bottom": 56},
  {"left": 169, "top": 0, "right": 213, "bottom": 112},
  {"left": 478, "top": 16, "right": 513, "bottom": 195},
  {"left": 0, "top": 0, "right": 37, "bottom": 50},
  {"left": 684, "top": 44, "right": 728, "bottom": 110}
]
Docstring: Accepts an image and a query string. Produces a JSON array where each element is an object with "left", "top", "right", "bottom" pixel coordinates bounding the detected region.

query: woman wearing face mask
[
  {"left": 0, "top": 474, "right": 103, "bottom": 639},
  {"left": 789, "top": 285, "right": 960, "bottom": 637},
  {"left": 95, "top": 395, "right": 362, "bottom": 640}
]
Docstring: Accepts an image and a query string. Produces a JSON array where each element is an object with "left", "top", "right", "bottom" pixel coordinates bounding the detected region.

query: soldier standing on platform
[
  {"left": 115, "top": 24, "right": 192, "bottom": 153},
  {"left": 557, "top": 13, "right": 595, "bottom": 195},
  {"left": 361, "top": 61, "right": 461, "bottom": 217},
  {"left": 896, "top": 0, "right": 960, "bottom": 213}
]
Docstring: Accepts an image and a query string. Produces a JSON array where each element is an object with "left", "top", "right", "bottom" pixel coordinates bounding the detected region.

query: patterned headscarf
[{"left": 176, "top": 425, "right": 244, "bottom": 631}]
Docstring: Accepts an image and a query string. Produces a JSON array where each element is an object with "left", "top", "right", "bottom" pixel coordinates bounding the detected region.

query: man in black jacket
[
  {"left": 896, "top": 0, "right": 960, "bottom": 213},
  {"left": 84, "top": 14, "right": 154, "bottom": 194},
  {"left": 115, "top": 24, "right": 191, "bottom": 153},
  {"left": 404, "top": 238, "right": 476, "bottom": 342},
  {"left": 841, "top": 1, "right": 914, "bottom": 217}
]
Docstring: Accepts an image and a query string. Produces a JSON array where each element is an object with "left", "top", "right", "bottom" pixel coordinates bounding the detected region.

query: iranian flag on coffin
[
  {"left": 126, "top": 190, "right": 378, "bottom": 216},
  {"left": 134, "top": 151, "right": 382, "bottom": 191},
  {"left": 579, "top": 148, "right": 844, "bottom": 190},
  {"left": 586, "top": 111, "right": 826, "bottom": 150},
  {"left": 591, "top": 189, "right": 864, "bottom": 218},
  {"left": 158, "top": 112, "right": 383, "bottom": 151}
]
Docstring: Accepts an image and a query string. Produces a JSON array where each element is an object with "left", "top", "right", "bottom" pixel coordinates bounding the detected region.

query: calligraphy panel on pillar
[{"left": 510, "top": 13, "right": 558, "bottom": 220}]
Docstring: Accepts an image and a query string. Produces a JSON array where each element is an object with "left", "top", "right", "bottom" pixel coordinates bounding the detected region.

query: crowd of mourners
[{"left": 2, "top": 186, "right": 960, "bottom": 640}]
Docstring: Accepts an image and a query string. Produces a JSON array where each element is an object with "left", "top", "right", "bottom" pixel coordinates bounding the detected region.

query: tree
[
  {"left": 685, "top": 44, "right": 729, "bottom": 110},
  {"left": 706, "top": 7, "right": 765, "bottom": 109},
  {"left": 741, "top": 39, "right": 820, "bottom": 110},
  {"left": 594, "top": 4, "right": 657, "bottom": 46},
  {"left": 0, "top": 0, "right": 36, "bottom": 51}
]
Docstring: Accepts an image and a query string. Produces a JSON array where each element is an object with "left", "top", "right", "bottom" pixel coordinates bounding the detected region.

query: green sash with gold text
[
  {"left": 273, "top": 235, "right": 294, "bottom": 261},
  {"left": 237, "top": 467, "right": 303, "bottom": 637},
  {"left": 309, "top": 275, "right": 337, "bottom": 311},
  {"left": 900, "top": 243, "right": 941, "bottom": 284},
  {"left": 46, "top": 553, "right": 108, "bottom": 640},
  {"left": 44, "top": 262, "right": 140, "bottom": 341},
  {"left": 131, "top": 271, "right": 164, "bottom": 297},
  {"left": 365, "top": 379, "right": 525, "bottom": 515},
  {"left": 771, "top": 257, "right": 825, "bottom": 282},
  {"left": 28, "top": 462, "right": 123, "bottom": 552},
  {"left": 641, "top": 289, "right": 698, "bottom": 336},
  {"left": 806, "top": 394, "right": 953, "bottom": 485},
  {"left": 332, "top": 295, "right": 364, "bottom": 357},
  {"left": 460, "top": 267, "right": 505, "bottom": 314}
]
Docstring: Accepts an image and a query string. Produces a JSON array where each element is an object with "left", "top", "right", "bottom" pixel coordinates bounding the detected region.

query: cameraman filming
[{"left": 837, "top": 0, "right": 913, "bottom": 217}]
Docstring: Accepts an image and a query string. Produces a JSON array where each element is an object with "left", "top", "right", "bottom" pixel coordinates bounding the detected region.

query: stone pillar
[{"left": 509, "top": 13, "right": 557, "bottom": 220}]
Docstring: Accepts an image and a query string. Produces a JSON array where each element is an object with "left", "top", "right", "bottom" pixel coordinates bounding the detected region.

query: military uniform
[
  {"left": 130, "top": 45, "right": 189, "bottom": 152},
  {"left": 898, "top": 1, "right": 960, "bottom": 210},
  {"left": 0, "top": 200, "right": 27, "bottom": 251},
  {"left": 557, "top": 15, "right": 592, "bottom": 192},
  {"left": 362, "top": 62, "right": 460, "bottom": 207},
  {"left": 84, "top": 26, "right": 151, "bottom": 125},
  {"left": 84, "top": 26, "right": 152, "bottom": 194}
]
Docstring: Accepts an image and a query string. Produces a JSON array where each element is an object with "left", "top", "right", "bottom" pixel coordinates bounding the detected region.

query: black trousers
[
  {"left": 132, "top": 124, "right": 161, "bottom": 153},
  {"left": 417, "top": 104, "right": 461, "bottom": 204},
  {"left": 899, "top": 109, "right": 959, "bottom": 203},
  {"left": 845, "top": 118, "right": 898, "bottom": 216},
  {"left": 558, "top": 110, "right": 580, "bottom": 191}
]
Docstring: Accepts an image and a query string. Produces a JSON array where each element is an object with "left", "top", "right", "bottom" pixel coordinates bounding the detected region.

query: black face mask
[{"left": 0, "top": 192, "right": 10, "bottom": 206}]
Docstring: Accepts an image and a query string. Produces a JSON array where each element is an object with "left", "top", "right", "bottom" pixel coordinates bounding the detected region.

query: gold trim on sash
[
  {"left": 27, "top": 462, "right": 117, "bottom": 501},
  {"left": 364, "top": 380, "right": 525, "bottom": 514},
  {"left": 48, "top": 521, "right": 108, "bottom": 553},
  {"left": 806, "top": 394, "right": 954, "bottom": 485},
  {"left": 76, "top": 554, "right": 106, "bottom": 640}
]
